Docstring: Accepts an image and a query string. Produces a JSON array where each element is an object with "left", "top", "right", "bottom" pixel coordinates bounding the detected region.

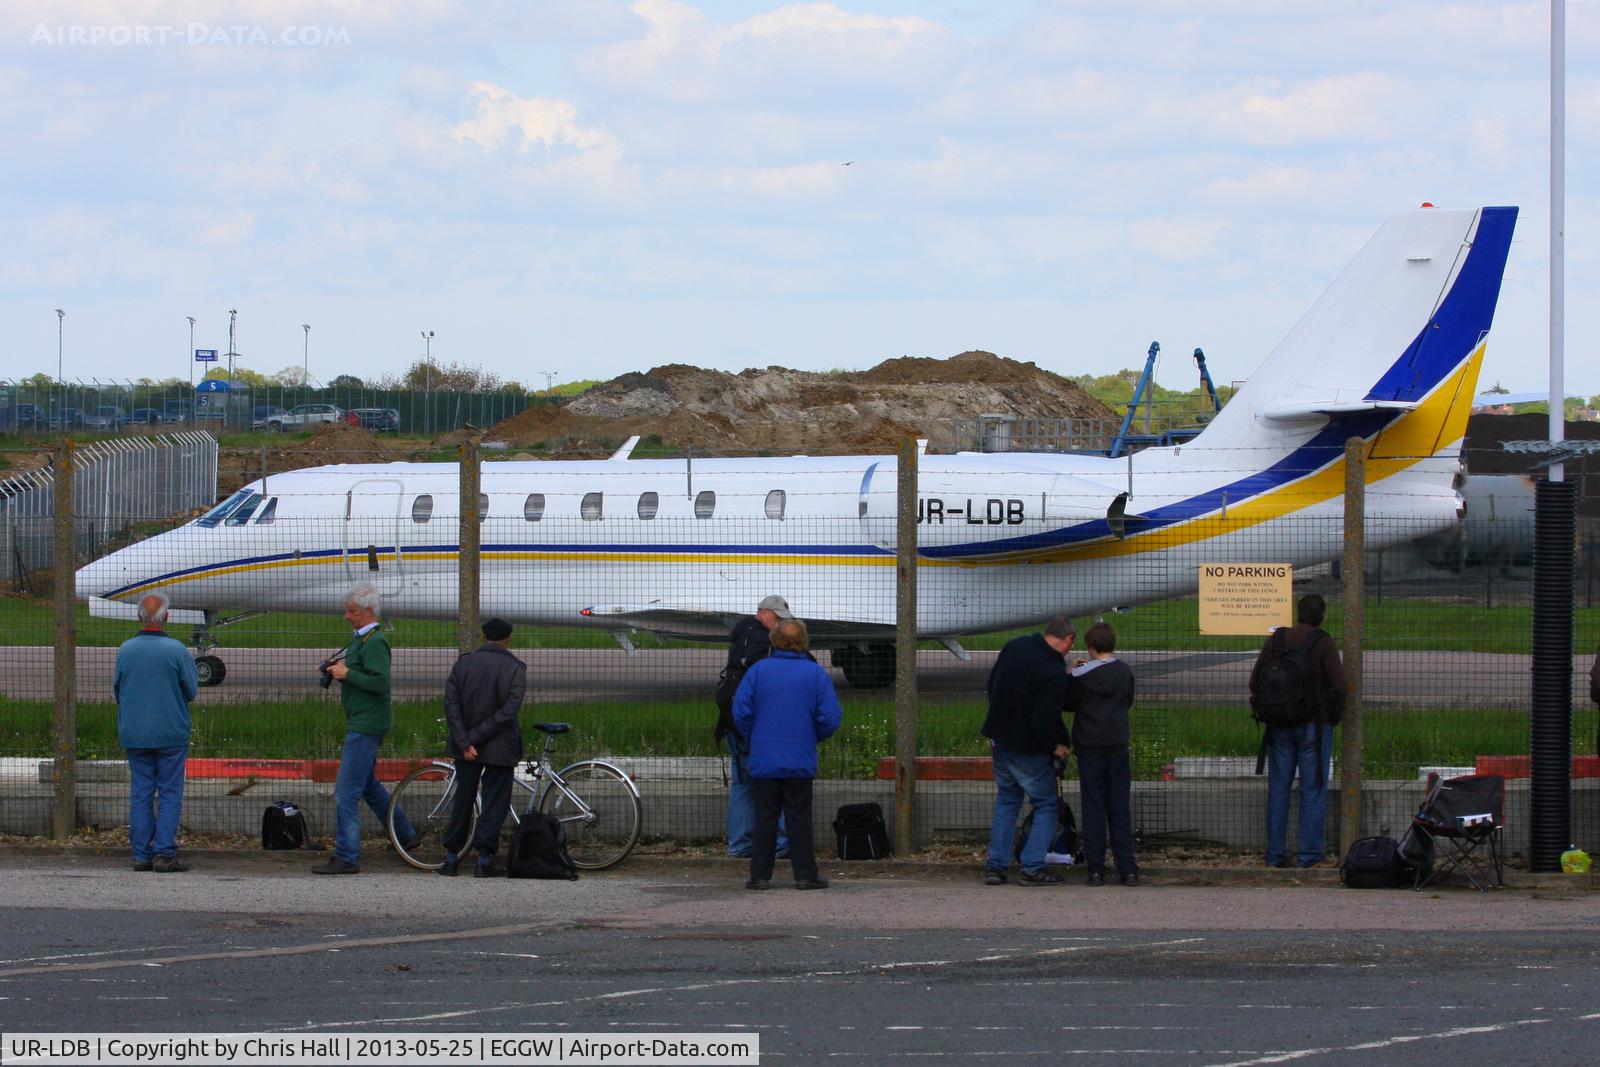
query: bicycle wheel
[
  {"left": 538, "top": 760, "right": 641, "bottom": 870},
  {"left": 388, "top": 762, "right": 475, "bottom": 871}
]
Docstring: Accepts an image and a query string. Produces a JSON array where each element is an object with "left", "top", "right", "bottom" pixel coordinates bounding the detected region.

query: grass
[
  {"left": 1, "top": 595, "right": 1593, "bottom": 653},
  {"left": 5, "top": 697, "right": 1587, "bottom": 783}
]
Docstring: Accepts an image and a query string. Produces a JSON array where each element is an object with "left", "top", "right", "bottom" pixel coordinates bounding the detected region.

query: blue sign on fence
[{"left": 194, "top": 349, "right": 218, "bottom": 363}]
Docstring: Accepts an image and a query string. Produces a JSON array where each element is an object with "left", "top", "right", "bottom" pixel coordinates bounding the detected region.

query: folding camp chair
[{"left": 1408, "top": 773, "right": 1505, "bottom": 891}]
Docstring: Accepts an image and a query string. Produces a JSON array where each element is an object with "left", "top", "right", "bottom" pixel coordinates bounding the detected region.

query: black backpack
[
  {"left": 833, "top": 802, "right": 892, "bottom": 860},
  {"left": 506, "top": 813, "right": 579, "bottom": 880},
  {"left": 1250, "top": 628, "right": 1325, "bottom": 730},
  {"left": 1014, "top": 795, "right": 1080, "bottom": 864},
  {"left": 1339, "top": 835, "right": 1404, "bottom": 888},
  {"left": 260, "top": 801, "right": 308, "bottom": 850}
]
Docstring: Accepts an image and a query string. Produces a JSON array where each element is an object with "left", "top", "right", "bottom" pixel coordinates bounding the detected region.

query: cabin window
[
  {"left": 637, "top": 491, "right": 659, "bottom": 520},
  {"left": 195, "top": 488, "right": 253, "bottom": 528},
  {"left": 764, "top": 489, "right": 786, "bottom": 520},
  {"left": 694, "top": 490, "right": 716, "bottom": 519},
  {"left": 255, "top": 497, "right": 278, "bottom": 524},
  {"left": 581, "top": 492, "right": 604, "bottom": 521},
  {"left": 477, "top": 492, "right": 489, "bottom": 518},
  {"left": 225, "top": 493, "right": 263, "bottom": 526},
  {"left": 523, "top": 493, "right": 545, "bottom": 522},
  {"left": 411, "top": 494, "right": 434, "bottom": 524}
]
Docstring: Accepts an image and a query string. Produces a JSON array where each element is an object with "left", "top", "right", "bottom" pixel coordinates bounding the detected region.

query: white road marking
[{"left": 1208, "top": 1013, "right": 1600, "bottom": 1066}]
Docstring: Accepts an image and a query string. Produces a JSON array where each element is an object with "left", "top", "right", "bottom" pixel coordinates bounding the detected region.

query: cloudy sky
[{"left": 4, "top": 1, "right": 1595, "bottom": 397}]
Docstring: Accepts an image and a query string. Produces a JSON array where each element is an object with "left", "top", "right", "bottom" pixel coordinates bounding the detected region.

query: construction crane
[{"left": 1109, "top": 344, "right": 1224, "bottom": 457}]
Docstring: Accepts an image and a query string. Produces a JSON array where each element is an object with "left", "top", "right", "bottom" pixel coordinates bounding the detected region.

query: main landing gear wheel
[
  {"left": 194, "top": 655, "right": 226, "bottom": 687},
  {"left": 833, "top": 643, "right": 895, "bottom": 688}
]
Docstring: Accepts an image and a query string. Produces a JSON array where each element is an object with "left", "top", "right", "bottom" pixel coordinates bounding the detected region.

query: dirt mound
[{"left": 487, "top": 350, "right": 1114, "bottom": 458}]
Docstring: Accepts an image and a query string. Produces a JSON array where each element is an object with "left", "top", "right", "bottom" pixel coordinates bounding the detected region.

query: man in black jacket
[
  {"left": 1251, "top": 594, "right": 1346, "bottom": 869},
  {"left": 439, "top": 618, "right": 527, "bottom": 877},
  {"left": 1068, "top": 622, "right": 1138, "bottom": 887},
  {"left": 717, "top": 595, "right": 790, "bottom": 858},
  {"left": 981, "top": 615, "right": 1075, "bottom": 886}
]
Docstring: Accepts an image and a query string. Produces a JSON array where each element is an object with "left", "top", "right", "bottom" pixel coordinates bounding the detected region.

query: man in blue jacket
[
  {"left": 981, "top": 615, "right": 1075, "bottom": 886},
  {"left": 733, "top": 618, "right": 842, "bottom": 891},
  {"left": 114, "top": 592, "right": 200, "bottom": 873}
]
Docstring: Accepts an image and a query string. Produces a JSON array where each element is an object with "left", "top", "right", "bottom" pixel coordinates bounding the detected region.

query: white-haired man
[
  {"left": 313, "top": 583, "right": 419, "bottom": 874},
  {"left": 114, "top": 591, "right": 199, "bottom": 873}
]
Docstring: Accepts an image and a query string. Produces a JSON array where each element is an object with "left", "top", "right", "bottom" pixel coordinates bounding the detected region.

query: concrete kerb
[{"left": 0, "top": 843, "right": 1593, "bottom": 893}]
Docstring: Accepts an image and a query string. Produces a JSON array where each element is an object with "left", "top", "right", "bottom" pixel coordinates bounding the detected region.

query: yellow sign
[{"left": 1198, "top": 563, "right": 1293, "bottom": 635}]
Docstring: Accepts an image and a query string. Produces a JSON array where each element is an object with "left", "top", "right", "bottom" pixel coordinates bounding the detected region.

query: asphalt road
[
  {"left": 1, "top": 852, "right": 1597, "bottom": 1062},
  {"left": 1, "top": 646, "right": 1580, "bottom": 707}
]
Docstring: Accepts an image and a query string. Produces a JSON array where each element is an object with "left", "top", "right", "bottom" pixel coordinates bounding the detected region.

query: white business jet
[{"left": 76, "top": 206, "right": 1517, "bottom": 687}]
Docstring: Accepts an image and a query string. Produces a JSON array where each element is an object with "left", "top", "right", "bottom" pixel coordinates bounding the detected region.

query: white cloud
[
  {"left": 1128, "top": 217, "right": 1228, "bottom": 263},
  {"left": 453, "top": 82, "right": 619, "bottom": 158}
]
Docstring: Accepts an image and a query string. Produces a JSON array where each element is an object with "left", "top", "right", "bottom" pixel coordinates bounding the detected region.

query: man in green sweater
[{"left": 312, "top": 582, "right": 419, "bottom": 874}]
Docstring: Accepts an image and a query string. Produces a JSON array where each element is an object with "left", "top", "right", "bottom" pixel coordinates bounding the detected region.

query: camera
[{"left": 318, "top": 659, "right": 337, "bottom": 688}]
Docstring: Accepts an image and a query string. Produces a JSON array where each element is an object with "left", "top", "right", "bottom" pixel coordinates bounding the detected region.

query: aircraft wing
[
  {"left": 579, "top": 603, "right": 895, "bottom": 642},
  {"left": 87, "top": 596, "right": 207, "bottom": 626}
]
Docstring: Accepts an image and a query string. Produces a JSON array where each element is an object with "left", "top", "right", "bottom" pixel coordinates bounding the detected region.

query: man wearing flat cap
[
  {"left": 439, "top": 617, "right": 527, "bottom": 877},
  {"left": 716, "top": 595, "right": 793, "bottom": 858}
]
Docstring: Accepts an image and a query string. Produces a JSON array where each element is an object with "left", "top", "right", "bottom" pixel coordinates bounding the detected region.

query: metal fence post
[
  {"left": 1338, "top": 436, "right": 1365, "bottom": 855},
  {"left": 458, "top": 439, "right": 481, "bottom": 655},
  {"left": 894, "top": 437, "right": 919, "bottom": 855},
  {"left": 52, "top": 440, "right": 77, "bottom": 839}
]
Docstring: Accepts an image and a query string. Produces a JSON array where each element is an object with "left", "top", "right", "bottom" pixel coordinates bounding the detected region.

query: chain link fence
[
  {"left": 0, "top": 379, "right": 549, "bottom": 437},
  {"left": 1, "top": 439, "right": 1595, "bottom": 868}
]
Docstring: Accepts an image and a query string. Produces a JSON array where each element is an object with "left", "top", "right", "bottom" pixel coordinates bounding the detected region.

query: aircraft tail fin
[{"left": 1194, "top": 206, "right": 1517, "bottom": 475}]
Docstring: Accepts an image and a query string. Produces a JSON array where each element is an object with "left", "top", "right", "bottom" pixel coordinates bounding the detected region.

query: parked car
[
  {"left": 129, "top": 408, "right": 175, "bottom": 426},
  {"left": 10, "top": 404, "right": 46, "bottom": 430},
  {"left": 48, "top": 408, "right": 86, "bottom": 430},
  {"left": 250, "top": 405, "right": 285, "bottom": 430},
  {"left": 83, "top": 405, "right": 127, "bottom": 431},
  {"left": 265, "top": 403, "right": 343, "bottom": 431},
  {"left": 347, "top": 407, "right": 400, "bottom": 433}
]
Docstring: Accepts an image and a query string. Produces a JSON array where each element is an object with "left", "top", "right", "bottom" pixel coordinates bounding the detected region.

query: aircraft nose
[{"left": 74, "top": 553, "right": 124, "bottom": 601}]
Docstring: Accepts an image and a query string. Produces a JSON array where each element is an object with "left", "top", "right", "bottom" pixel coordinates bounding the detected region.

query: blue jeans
[
  {"left": 334, "top": 731, "right": 415, "bottom": 865},
  {"left": 726, "top": 734, "right": 786, "bottom": 858},
  {"left": 1078, "top": 753, "right": 1136, "bottom": 876},
  {"left": 1266, "top": 723, "right": 1333, "bottom": 867},
  {"left": 986, "top": 742, "right": 1058, "bottom": 873},
  {"left": 127, "top": 746, "right": 187, "bottom": 862}
]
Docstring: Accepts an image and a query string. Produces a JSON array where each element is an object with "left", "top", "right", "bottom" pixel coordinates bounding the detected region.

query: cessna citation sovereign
[{"left": 77, "top": 206, "right": 1517, "bottom": 687}]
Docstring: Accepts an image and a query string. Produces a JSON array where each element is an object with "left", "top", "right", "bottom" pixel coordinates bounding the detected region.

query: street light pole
[
  {"left": 422, "top": 330, "right": 434, "bottom": 435},
  {"left": 187, "top": 316, "right": 196, "bottom": 393},
  {"left": 227, "top": 308, "right": 238, "bottom": 386},
  {"left": 301, "top": 324, "right": 311, "bottom": 401},
  {"left": 54, "top": 308, "right": 65, "bottom": 420}
]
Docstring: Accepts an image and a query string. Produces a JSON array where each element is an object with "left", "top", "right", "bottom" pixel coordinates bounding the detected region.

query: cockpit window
[
  {"left": 255, "top": 497, "right": 279, "bottom": 524},
  {"left": 196, "top": 488, "right": 254, "bottom": 528},
  {"left": 225, "top": 493, "right": 263, "bottom": 526}
]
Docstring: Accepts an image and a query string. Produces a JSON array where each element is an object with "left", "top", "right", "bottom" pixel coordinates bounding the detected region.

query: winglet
[{"left": 610, "top": 436, "right": 641, "bottom": 461}]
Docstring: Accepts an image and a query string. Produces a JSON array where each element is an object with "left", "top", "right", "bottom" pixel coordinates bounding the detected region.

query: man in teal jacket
[
  {"left": 313, "top": 583, "right": 419, "bottom": 874},
  {"left": 114, "top": 591, "right": 199, "bottom": 873}
]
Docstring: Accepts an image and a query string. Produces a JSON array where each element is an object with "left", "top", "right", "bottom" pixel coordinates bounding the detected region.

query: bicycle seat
[{"left": 531, "top": 722, "right": 571, "bottom": 734}]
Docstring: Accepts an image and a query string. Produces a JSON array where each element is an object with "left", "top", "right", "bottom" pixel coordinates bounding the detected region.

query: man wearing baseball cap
[{"left": 715, "top": 595, "right": 794, "bottom": 858}]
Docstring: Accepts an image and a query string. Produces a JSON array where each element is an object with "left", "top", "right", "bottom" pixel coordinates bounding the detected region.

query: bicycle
[{"left": 386, "top": 722, "right": 642, "bottom": 872}]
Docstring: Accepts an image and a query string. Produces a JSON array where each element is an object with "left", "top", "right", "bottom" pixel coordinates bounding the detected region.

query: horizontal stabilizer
[
  {"left": 1257, "top": 399, "right": 1418, "bottom": 422},
  {"left": 88, "top": 596, "right": 206, "bottom": 625}
]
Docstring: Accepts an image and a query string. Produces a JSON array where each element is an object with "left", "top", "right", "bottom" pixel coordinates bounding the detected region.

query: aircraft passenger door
[
  {"left": 857, "top": 461, "right": 895, "bottom": 551},
  {"left": 344, "top": 478, "right": 406, "bottom": 594}
]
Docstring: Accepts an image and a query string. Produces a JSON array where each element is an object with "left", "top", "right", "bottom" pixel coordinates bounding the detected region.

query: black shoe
[
  {"left": 1019, "top": 869, "right": 1064, "bottom": 887},
  {"left": 311, "top": 856, "right": 360, "bottom": 875},
  {"left": 745, "top": 879, "right": 773, "bottom": 891},
  {"left": 1086, "top": 871, "right": 1106, "bottom": 887},
  {"left": 474, "top": 861, "right": 505, "bottom": 879},
  {"left": 983, "top": 868, "right": 1008, "bottom": 886},
  {"left": 151, "top": 855, "right": 189, "bottom": 874},
  {"left": 794, "top": 878, "right": 830, "bottom": 890},
  {"left": 1120, "top": 872, "right": 1139, "bottom": 887},
  {"left": 1265, "top": 859, "right": 1289, "bottom": 869},
  {"left": 132, "top": 859, "right": 153, "bottom": 872},
  {"left": 436, "top": 859, "right": 459, "bottom": 876}
]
